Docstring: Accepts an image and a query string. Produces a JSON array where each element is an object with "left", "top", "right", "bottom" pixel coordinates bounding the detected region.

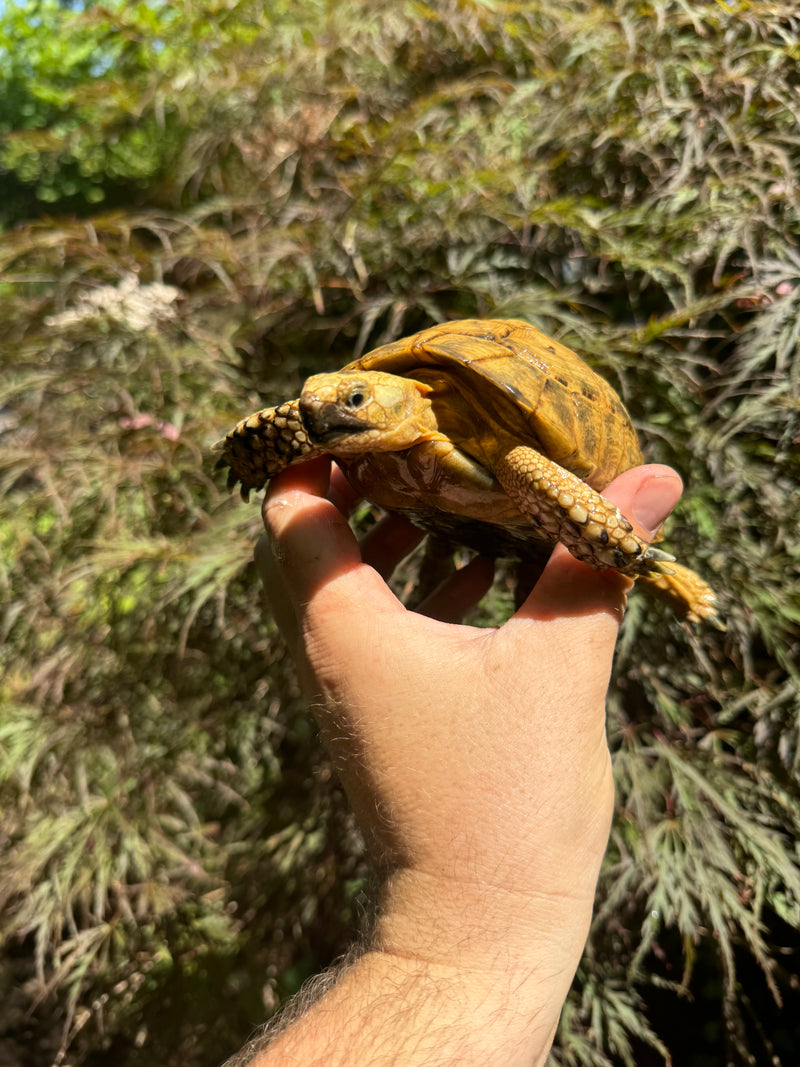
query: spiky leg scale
[{"left": 214, "top": 399, "right": 320, "bottom": 500}]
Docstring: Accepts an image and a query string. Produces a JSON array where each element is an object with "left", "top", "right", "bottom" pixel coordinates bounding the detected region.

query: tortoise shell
[
  {"left": 323, "top": 319, "right": 642, "bottom": 559},
  {"left": 346, "top": 317, "right": 641, "bottom": 486}
]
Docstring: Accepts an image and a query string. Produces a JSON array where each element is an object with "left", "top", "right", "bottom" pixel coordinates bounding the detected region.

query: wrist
[
  {"left": 375, "top": 866, "right": 594, "bottom": 1000},
  {"left": 250, "top": 868, "right": 594, "bottom": 1067}
]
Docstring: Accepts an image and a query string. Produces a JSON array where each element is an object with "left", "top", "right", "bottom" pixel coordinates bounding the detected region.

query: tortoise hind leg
[
  {"left": 637, "top": 564, "right": 720, "bottom": 626},
  {"left": 495, "top": 445, "right": 674, "bottom": 577}
]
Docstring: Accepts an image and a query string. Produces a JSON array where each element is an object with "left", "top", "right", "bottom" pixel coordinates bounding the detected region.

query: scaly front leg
[
  {"left": 215, "top": 399, "right": 323, "bottom": 500},
  {"left": 495, "top": 445, "right": 675, "bottom": 575}
]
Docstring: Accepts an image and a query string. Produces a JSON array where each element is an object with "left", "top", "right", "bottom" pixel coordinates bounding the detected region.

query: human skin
[{"left": 242, "top": 458, "right": 683, "bottom": 1067}]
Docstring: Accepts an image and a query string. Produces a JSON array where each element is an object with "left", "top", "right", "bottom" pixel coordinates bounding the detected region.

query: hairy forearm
[
  {"left": 234, "top": 869, "right": 596, "bottom": 1067},
  {"left": 249, "top": 950, "right": 559, "bottom": 1067}
]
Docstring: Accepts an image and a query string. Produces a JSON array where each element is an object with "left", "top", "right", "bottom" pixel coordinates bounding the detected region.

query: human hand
[{"left": 255, "top": 459, "right": 681, "bottom": 991}]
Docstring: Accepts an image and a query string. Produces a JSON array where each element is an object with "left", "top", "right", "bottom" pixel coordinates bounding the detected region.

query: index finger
[
  {"left": 258, "top": 457, "right": 405, "bottom": 624},
  {"left": 260, "top": 458, "right": 362, "bottom": 594},
  {"left": 328, "top": 462, "right": 361, "bottom": 515}
]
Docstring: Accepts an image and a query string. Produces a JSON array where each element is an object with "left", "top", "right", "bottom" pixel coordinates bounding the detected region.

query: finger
[
  {"left": 625, "top": 464, "right": 683, "bottom": 540},
  {"left": 255, "top": 458, "right": 338, "bottom": 652},
  {"left": 359, "top": 513, "right": 426, "bottom": 579},
  {"left": 415, "top": 555, "right": 496, "bottom": 623},
  {"left": 258, "top": 457, "right": 364, "bottom": 608},
  {"left": 254, "top": 531, "right": 301, "bottom": 650},
  {"left": 518, "top": 465, "right": 683, "bottom": 624},
  {"left": 328, "top": 463, "right": 360, "bottom": 515},
  {"left": 258, "top": 455, "right": 409, "bottom": 655}
]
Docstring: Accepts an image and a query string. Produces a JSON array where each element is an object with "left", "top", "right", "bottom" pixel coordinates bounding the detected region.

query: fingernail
[
  {"left": 632, "top": 473, "right": 683, "bottom": 536},
  {"left": 262, "top": 489, "right": 300, "bottom": 544}
]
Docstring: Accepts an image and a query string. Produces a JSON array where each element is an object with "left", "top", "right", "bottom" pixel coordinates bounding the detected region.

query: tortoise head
[{"left": 299, "top": 370, "right": 437, "bottom": 454}]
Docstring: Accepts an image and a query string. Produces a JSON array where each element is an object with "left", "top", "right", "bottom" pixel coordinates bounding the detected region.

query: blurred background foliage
[{"left": 0, "top": 0, "right": 798, "bottom": 1064}]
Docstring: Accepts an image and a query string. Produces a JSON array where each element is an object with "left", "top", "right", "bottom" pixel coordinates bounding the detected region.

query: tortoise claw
[
  {"left": 641, "top": 545, "right": 677, "bottom": 577},
  {"left": 643, "top": 546, "right": 676, "bottom": 564},
  {"left": 649, "top": 560, "right": 676, "bottom": 576}
]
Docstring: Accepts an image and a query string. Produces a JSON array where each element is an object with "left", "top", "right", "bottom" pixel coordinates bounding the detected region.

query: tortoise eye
[{"left": 346, "top": 390, "right": 364, "bottom": 408}]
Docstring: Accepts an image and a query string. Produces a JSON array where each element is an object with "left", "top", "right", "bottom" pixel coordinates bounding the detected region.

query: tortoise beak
[{"left": 299, "top": 398, "right": 373, "bottom": 443}]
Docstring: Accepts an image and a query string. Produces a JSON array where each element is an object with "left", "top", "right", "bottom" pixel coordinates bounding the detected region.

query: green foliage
[
  {"left": 1, "top": 0, "right": 799, "bottom": 1064},
  {"left": 0, "top": 0, "right": 191, "bottom": 221}
]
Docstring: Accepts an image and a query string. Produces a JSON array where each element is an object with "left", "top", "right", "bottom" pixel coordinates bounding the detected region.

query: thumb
[{"left": 601, "top": 464, "right": 684, "bottom": 542}]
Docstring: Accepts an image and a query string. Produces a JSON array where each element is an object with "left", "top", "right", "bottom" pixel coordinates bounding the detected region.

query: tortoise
[{"left": 216, "top": 318, "right": 716, "bottom": 622}]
